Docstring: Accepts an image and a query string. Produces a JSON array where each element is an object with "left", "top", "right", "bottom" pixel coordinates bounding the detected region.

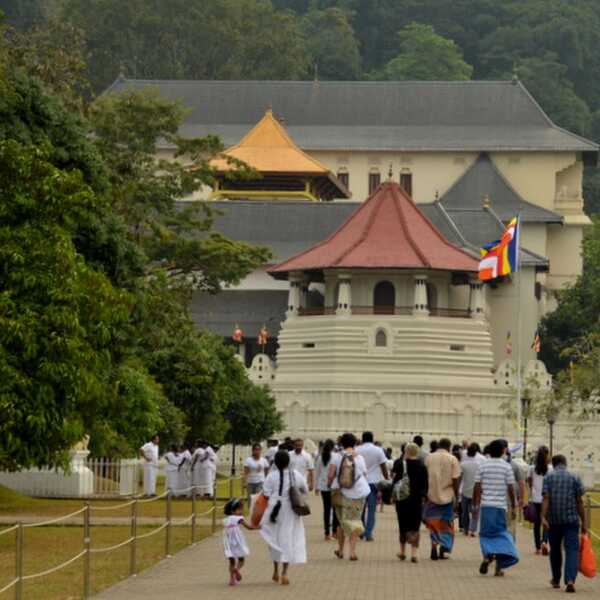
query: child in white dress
[{"left": 223, "top": 498, "right": 256, "bottom": 586}]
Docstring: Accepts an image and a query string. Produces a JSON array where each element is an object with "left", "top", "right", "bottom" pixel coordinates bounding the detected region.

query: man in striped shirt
[{"left": 473, "top": 439, "right": 519, "bottom": 576}]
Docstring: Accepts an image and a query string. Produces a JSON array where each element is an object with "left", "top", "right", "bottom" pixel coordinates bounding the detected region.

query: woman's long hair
[
  {"left": 535, "top": 445, "right": 549, "bottom": 476},
  {"left": 321, "top": 439, "right": 334, "bottom": 467},
  {"left": 270, "top": 450, "right": 290, "bottom": 524}
]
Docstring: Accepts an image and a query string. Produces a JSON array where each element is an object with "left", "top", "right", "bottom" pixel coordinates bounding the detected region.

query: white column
[
  {"left": 413, "top": 274, "right": 429, "bottom": 317},
  {"left": 286, "top": 273, "right": 302, "bottom": 318},
  {"left": 336, "top": 274, "right": 352, "bottom": 316},
  {"left": 469, "top": 279, "right": 485, "bottom": 320},
  {"left": 299, "top": 276, "right": 310, "bottom": 310}
]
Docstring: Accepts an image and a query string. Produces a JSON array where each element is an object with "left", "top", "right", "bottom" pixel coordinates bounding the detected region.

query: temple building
[{"left": 105, "top": 78, "right": 600, "bottom": 467}]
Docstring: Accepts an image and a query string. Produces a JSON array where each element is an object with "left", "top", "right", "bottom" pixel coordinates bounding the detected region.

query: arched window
[
  {"left": 373, "top": 281, "right": 395, "bottom": 314},
  {"left": 426, "top": 282, "right": 438, "bottom": 311},
  {"left": 375, "top": 329, "right": 387, "bottom": 347}
]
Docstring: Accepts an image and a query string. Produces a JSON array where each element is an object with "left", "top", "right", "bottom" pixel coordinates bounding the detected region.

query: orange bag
[
  {"left": 579, "top": 533, "right": 597, "bottom": 578},
  {"left": 250, "top": 493, "right": 268, "bottom": 527}
]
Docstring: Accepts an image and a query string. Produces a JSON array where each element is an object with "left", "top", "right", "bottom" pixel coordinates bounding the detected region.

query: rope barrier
[
  {"left": 89, "top": 537, "right": 135, "bottom": 554},
  {"left": 0, "top": 578, "right": 18, "bottom": 595},
  {"left": 588, "top": 529, "right": 600, "bottom": 542},
  {"left": 0, "top": 524, "right": 18, "bottom": 537},
  {"left": 22, "top": 507, "right": 87, "bottom": 528},
  {"left": 21, "top": 549, "right": 87, "bottom": 581},
  {"left": 196, "top": 506, "right": 216, "bottom": 517},
  {"left": 134, "top": 522, "right": 168, "bottom": 540},
  {"left": 172, "top": 514, "right": 194, "bottom": 526},
  {"left": 136, "top": 490, "right": 169, "bottom": 503},
  {"left": 90, "top": 500, "right": 136, "bottom": 511}
]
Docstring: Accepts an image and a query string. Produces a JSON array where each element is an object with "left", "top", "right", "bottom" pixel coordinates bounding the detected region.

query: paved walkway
[{"left": 96, "top": 497, "right": 600, "bottom": 599}]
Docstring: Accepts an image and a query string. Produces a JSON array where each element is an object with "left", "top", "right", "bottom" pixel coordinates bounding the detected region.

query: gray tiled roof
[
  {"left": 197, "top": 200, "right": 358, "bottom": 262},
  {"left": 438, "top": 154, "right": 563, "bottom": 223},
  {"left": 106, "top": 79, "right": 598, "bottom": 155},
  {"left": 190, "top": 290, "right": 288, "bottom": 337}
]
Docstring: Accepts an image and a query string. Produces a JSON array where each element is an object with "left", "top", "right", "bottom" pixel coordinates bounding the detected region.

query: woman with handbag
[
  {"left": 392, "top": 442, "right": 428, "bottom": 563},
  {"left": 527, "top": 445, "right": 552, "bottom": 555},
  {"left": 260, "top": 450, "right": 307, "bottom": 585},
  {"left": 327, "top": 432, "right": 370, "bottom": 562}
]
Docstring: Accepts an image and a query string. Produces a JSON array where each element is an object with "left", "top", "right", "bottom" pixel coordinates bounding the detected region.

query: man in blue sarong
[{"left": 473, "top": 439, "right": 519, "bottom": 577}]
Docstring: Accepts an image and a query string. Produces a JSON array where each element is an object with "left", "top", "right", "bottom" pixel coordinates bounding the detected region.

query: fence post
[
  {"left": 191, "top": 489, "right": 197, "bottom": 544},
  {"left": 211, "top": 493, "right": 217, "bottom": 534},
  {"left": 585, "top": 494, "right": 592, "bottom": 532},
  {"left": 228, "top": 477, "right": 234, "bottom": 499},
  {"left": 83, "top": 503, "right": 91, "bottom": 599},
  {"left": 129, "top": 500, "right": 137, "bottom": 577},
  {"left": 15, "top": 523, "right": 23, "bottom": 600},
  {"left": 165, "top": 492, "right": 172, "bottom": 558}
]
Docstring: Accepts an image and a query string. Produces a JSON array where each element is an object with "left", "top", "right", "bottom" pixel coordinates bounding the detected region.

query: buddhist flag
[
  {"left": 506, "top": 331, "right": 512, "bottom": 356},
  {"left": 478, "top": 216, "right": 520, "bottom": 281},
  {"left": 232, "top": 324, "right": 243, "bottom": 343},
  {"left": 257, "top": 325, "right": 268, "bottom": 347}
]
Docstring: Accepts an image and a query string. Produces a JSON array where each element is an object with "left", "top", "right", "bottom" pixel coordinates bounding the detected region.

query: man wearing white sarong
[
  {"left": 164, "top": 444, "right": 180, "bottom": 494},
  {"left": 260, "top": 450, "right": 307, "bottom": 586},
  {"left": 139, "top": 435, "right": 160, "bottom": 497}
]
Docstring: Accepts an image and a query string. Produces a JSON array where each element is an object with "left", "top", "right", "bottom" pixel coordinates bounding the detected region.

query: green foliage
[
  {"left": 224, "top": 383, "right": 284, "bottom": 446},
  {"left": 301, "top": 8, "right": 362, "bottom": 80},
  {"left": 380, "top": 23, "right": 473, "bottom": 81}
]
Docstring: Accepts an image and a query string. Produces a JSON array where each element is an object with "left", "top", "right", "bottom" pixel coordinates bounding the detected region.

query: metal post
[
  {"left": 229, "top": 476, "right": 234, "bottom": 499},
  {"left": 585, "top": 495, "right": 591, "bottom": 532},
  {"left": 129, "top": 501, "right": 137, "bottom": 576},
  {"left": 191, "top": 491, "right": 197, "bottom": 544},
  {"left": 165, "top": 492, "right": 172, "bottom": 558},
  {"left": 211, "top": 493, "right": 217, "bottom": 534},
  {"left": 549, "top": 419, "right": 555, "bottom": 456},
  {"left": 15, "top": 523, "right": 23, "bottom": 600},
  {"left": 231, "top": 443, "right": 236, "bottom": 477},
  {"left": 83, "top": 503, "right": 91, "bottom": 599}
]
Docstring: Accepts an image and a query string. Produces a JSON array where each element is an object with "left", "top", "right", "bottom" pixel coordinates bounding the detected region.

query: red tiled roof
[{"left": 268, "top": 181, "right": 479, "bottom": 277}]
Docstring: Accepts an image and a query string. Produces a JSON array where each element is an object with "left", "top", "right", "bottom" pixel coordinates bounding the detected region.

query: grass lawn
[
  {"left": 0, "top": 477, "right": 243, "bottom": 521},
  {"left": 0, "top": 524, "right": 212, "bottom": 599}
]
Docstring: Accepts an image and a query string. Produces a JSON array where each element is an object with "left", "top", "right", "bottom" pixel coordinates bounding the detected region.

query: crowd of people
[{"left": 140, "top": 432, "right": 590, "bottom": 591}]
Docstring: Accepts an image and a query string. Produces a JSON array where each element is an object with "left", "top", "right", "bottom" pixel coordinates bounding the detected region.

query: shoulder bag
[{"left": 289, "top": 469, "right": 311, "bottom": 517}]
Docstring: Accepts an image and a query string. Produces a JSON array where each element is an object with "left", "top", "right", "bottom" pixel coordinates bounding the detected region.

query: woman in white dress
[
  {"left": 164, "top": 444, "right": 180, "bottom": 494},
  {"left": 260, "top": 450, "right": 307, "bottom": 585},
  {"left": 178, "top": 445, "right": 192, "bottom": 497}
]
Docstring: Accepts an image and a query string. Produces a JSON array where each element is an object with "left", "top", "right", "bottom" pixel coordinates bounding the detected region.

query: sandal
[
  {"left": 280, "top": 576, "right": 289, "bottom": 586},
  {"left": 334, "top": 550, "right": 344, "bottom": 559},
  {"left": 396, "top": 553, "right": 406, "bottom": 561},
  {"left": 350, "top": 555, "right": 358, "bottom": 561},
  {"left": 272, "top": 574, "right": 279, "bottom": 583}
]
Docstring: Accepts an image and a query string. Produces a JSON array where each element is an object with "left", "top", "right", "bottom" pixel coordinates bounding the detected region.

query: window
[
  {"left": 426, "top": 282, "right": 437, "bottom": 310},
  {"left": 337, "top": 171, "right": 349, "bottom": 189},
  {"left": 368, "top": 172, "right": 381, "bottom": 194},
  {"left": 375, "top": 329, "right": 387, "bottom": 347},
  {"left": 400, "top": 173, "right": 413, "bottom": 197},
  {"left": 373, "top": 281, "right": 395, "bottom": 314}
]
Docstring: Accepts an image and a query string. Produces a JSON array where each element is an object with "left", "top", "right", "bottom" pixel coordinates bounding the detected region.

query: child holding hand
[{"left": 223, "top": 497, "right": 258, "bottom": 586}]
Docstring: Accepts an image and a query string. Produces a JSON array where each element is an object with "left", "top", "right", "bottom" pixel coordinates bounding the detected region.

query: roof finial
[
  {"left": 483, "top": 194, "right": 491, "bottom": 209},
  {"left": 266, "top": 103, "right": 273, "bottom": 115},
  {"left": 387, "top": 163, "right": 393, "bottom": 181},
  {"left": 434, "top": 190, "right": 439, "bottom": 201},
  {"left": 278, "top": 114, "right": 286, "bottom": 125}
]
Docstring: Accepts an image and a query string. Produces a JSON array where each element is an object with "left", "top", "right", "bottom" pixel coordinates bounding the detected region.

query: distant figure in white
[
  {"left": 192, "top": 440, "right": 217, "bottom": 497},
  {"left": 178, "top": 444, "right": 192, "bottom": 497},
  {"left": 289, "top": 438, "right": 315, "bottom": 492},
  {"left": 139, "top": 434, "right": 160, "bottom": 497},
  {"left": 164, "top": 444, "right": 180, "bottom": 494}
]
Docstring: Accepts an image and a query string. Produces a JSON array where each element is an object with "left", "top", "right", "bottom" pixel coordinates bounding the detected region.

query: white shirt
[
  {"left": 329, "top": 452, "right": 370, "bottom": 499},
  {"left": 141, "top": 442, "right": 158, "bottom": 465},
  {"left": 528, "top": 464, "right": 553, "bottom": 503},
  {"left": 475, "top": 458, "right": 515, "bottom": 510},
  {"left": 264, "top": 446, "right": 278, "bottom": 465},
  {"left": 263, "top": 468, "right": 308, "bottom": 500},
  {"left": 244, "top": 456, "right": 269, "bottom": 484},
  {"left": 356, "top": 442, "right": 388, "bottom": 484},
  {"left": 288, "top": 450, "right": 314, "bottom": 478},
  {"left": 164, "top": 452, "right": 180, "bottom": 472},
  {"left": 315, "top": 453, "right": 337, "bottom": 491}
]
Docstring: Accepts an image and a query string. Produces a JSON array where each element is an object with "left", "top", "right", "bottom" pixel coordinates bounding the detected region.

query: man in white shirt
[
  {"left": 264, "top": 439, "right": 279, "bottom": 468},
  {"left": 289, "top": 439, "right": 314, "bottom": 491},
  {"left": 356, "top": 431, "right": 389, "bottom": 541},
  {"left": 139, "top": 435, "right": 160, "bottom": 497}
]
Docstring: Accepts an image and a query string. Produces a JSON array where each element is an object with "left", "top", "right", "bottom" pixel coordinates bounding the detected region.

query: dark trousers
[
  {"left": 532, "top": 502, "right": 548, "bottom": 549},
  {"left": 548, "top": 523, "right": 580, "bottom": 585},
  {"left": 321, "top": 491, "right": 339, "bottom": 536}
]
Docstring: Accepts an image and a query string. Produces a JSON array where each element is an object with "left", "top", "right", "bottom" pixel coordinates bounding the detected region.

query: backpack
[
  {"left": 338, "top": 453, "right": 356, "bottom": 489},
  {"left": 392, "top": 460, "right": 410, "bottom": 502}
]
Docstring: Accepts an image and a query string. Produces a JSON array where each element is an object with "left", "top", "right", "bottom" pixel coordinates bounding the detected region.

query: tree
[
  {"left": 379, "top": 23, "right": 473, "bottom": 81},
  {"left": 0, "top": 141, "right": 163, "bottom": 469},
  {"left": 301, "top": 8, "right": 362, "bottom": 80}
]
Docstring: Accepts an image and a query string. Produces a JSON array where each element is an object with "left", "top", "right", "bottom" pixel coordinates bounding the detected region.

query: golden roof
[{"left": 211, "top": 109, "right": 329, "bottom": 174}]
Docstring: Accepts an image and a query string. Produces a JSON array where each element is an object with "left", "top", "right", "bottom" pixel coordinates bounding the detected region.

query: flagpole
[{"left": 515, "top": 214, "right": 523, "bottom": 444}]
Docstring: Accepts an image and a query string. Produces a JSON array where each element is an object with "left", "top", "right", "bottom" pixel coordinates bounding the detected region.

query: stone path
[{"left": 96, "top": 496, "right": 600, "bottom": 599}]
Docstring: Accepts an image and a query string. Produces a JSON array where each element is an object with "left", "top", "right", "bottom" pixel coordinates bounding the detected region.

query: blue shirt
[{"left": 542, "top": 465, "right": 584, "bottom": 525}]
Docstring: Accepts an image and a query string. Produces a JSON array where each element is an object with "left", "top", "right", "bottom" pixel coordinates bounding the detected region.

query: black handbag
[{"left": 289, "top": 469, "right": 311, "bottom": 517}]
